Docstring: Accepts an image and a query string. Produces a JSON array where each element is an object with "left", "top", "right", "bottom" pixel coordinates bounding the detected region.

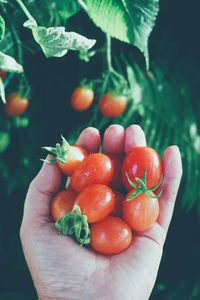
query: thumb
[{"left": 21, "top": 156, "right": 62, "bottom": 229}]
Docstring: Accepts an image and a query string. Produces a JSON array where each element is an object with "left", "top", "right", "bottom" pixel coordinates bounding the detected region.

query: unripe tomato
[
  {"left": 71, "top": 86, "right": 94, "bottom": 112},
  {"left": 99, "top": 92, "right": 128, "bottom": 118},
  {"left": 4, "top": 93, "right": 29, "bottom": 116}
]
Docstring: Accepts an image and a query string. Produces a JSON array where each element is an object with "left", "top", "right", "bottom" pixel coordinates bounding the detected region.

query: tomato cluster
[
  {"left": 70, "top": 86, "right": 128, "bottom": 118},
  {"left": 45, "top": 136, "right": 162, "bottom": 255}
]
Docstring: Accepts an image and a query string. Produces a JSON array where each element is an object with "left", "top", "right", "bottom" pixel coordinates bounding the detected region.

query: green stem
[
  {"left": 77, "top": 0, "right": 88, "bottom": 12},
  {"left": 15, "top": 0, "right": 36, "bottom": 21},
  {"left": 106, "top": 34, "right": 112, "bottom": 72}
]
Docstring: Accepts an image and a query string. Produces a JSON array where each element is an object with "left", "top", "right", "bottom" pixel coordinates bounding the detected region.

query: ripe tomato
[
  {"left": 107, "top": 154, "right": 123, "bottom": 190},
  {"left": 71, "top": 86, "right": 94, "bottom": 112},
  {"left": 71, "top": 153, "right": 114, "bottom": 192},
  {"left": 122, "top": 191, "right": 159, "bottom": 232},
  {"left": 122, "top": 147, "right": 162, "bottom": 191},
  {"left": 75, "top": 184, "right": 115, "bottom": 223},
  {"left": 99, "top": 92, "right": 128, "bottom": 118},
  {"left": 57, "top": 145, "right": 88, "bottom": 176},
  {"left": 91, "top": 216, "right": 132, "bottom": 254},
  {"left": 51, "top": 189, "right": 78, "bottom": 221},
  {"left": 112, "top": 191, "right": 124, "bottom": 217},
  {"left": 4, "top": 93, "right": 29, "bottom": 117}
]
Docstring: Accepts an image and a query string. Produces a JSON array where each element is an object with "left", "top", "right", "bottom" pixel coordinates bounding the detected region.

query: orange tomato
[
  {"left": 4, "top": 93, "right": 29, "bottom": 117},
  {"left": 71, "top": 87, "right": 94, "bottom": 112}
]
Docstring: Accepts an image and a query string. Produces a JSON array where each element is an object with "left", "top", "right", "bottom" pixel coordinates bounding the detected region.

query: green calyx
[
  {"left": 55, "top": 205, "right": 90, "bottom": 246},
  {"left": 126, "top": 170, "right": 163, "bottom": 201},
  {"left": 42, "top": 135, "right": 70, "bottom": 164}
]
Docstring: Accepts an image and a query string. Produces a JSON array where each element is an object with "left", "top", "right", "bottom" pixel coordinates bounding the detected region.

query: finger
[
  {"left": 76, "top": 127, "right": 100, "bottom": 153},
  {"left": 157, "top": 146, "right": 182, "bottom": 231},
  {"left": 102, "top": 124, "right": 125, "bottom": 154},
  {"left": 22, "top": 156, "right": 62, "bottom": 227},
  {"left": 124, "top": 125, "right": 147, "bottom": 153}
]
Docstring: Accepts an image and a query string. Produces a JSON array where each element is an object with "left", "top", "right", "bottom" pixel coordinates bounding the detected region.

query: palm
[{"left": 21, "top": 125, "right": 182, "bottom": 300}]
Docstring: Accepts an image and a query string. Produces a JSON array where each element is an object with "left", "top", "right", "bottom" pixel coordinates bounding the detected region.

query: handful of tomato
[{"left": 44, "top": 135, "right": 163, "bottom": 255}]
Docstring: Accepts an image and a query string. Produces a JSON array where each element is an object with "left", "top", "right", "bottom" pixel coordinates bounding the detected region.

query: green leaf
[
  {"left": 0, "top": 132, "right": 10, "bottom": 153},
  {"left": 0, "top": 51, "right": 23, "bottom": 73},
  {"left": 0, "top": 0, "right": 7, "bottom": 3},
  {"left": 56, "top": 0, "right": 80, "bottom": 20},
  {"left": 24, "top": 22, "right": 96, "bottom": 58},
  {"left": 0, "top": 78, "right": 5, "bottom": 103},
  {"left": 84, "top": 0, "right": 159, "bottom": 67},
  {"left": 0, "top": 16, "right": 5, "bottom": 41}
]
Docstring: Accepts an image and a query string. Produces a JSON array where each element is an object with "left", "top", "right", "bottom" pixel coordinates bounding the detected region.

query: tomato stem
[{"left": 15, "top": 0, "right": 36, "bottom": 22}]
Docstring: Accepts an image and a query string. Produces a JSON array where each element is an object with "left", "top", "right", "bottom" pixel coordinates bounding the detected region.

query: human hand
[{"left": 20, "top": 124, "right": 182, "bottom": 300}]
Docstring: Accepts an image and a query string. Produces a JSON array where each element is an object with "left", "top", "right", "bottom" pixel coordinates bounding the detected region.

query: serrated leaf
[
  {"left": 23, "top": 22, "right": 96, "bottom": 58},
  {"left": 0, "top": 78, "right": 5, "bottom": 103},
  {"left": 84, "top": 0, "right": 159, "bottom": 67},
  {"left": 0, "top": 52, "right": 23, "bottom": 73},
  {"left": 0, "top": 16, "right": 5, "bottom": 41}
]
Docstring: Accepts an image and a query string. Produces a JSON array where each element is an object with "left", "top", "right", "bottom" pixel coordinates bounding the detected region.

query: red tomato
[
  {"left": 122, "top": 147, "right": 162, "bottom": 191},
  {"left": 4, "top": 93, "right": 29, "bottom": 116},
  {"left": 91, "top": 216, "right": 132, "bottom": 254},
  {"left": 57, "top": 145, "right": 88, "bottom": 176},
  {"left": 99, "top": 92, "right": 128, "bottom": 118},
  {"left": 71, "top": 153, "right": 114, "bottom": 192},
  {"left": 122, "top": 191, "right": 159, "bottom": 232},
  {"left": 51, "top": 189, "right": 78, "bottom": 221},
  {"left": 75, "top": 184, "right": 115, "bottom": 223},
  {"left": 71, "top": 86, "right": 94, "bottom": 112},
  {"left": 112, "top": 191, "right": 124, "bottom": 217},
  {"left": 107, "top": 154, "right": 123, "bottom": 190}
]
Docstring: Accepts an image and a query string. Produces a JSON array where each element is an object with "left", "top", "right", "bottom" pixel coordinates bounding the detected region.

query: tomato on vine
[
  {"left": 51, "top": 189, "right": 78, "bottom": 221},
  {"left": 71, "top": 153, "right": 114, "bottom": 192},
  {"left": 4, "top": 93, "right": 29, "bottom": 116},
  {"left": 90, "top": 216, "right": 132, "bottom": 254},
  {"left": 75, "top": 184, "right": 115, "bottom": 223},
  {"left": 122, "top": 147, "right": 162, "bottom": 191},
  {"left": 99, "top": 92, "right": 128, "bottom": 118},
  {"left": 71, "top": 86, "right": 94, "bottom": 112},
  {"left": 43, "top": 136, "right": 88, "bottom": 176}
]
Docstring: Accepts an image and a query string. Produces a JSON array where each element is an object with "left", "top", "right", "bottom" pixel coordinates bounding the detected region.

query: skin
[{"left": 20, "top": 124, "right": 182, "bottom": 300}]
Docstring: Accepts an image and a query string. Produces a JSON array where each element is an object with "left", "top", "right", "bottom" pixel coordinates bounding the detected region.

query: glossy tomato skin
[
  {"left": 107, "top": 154, "right": 123, "bottom": 190},
  {"left": 91, "top": 216, "right": 132, "bottom": 255},
  {"left": 122, "top": 147, "right": 162, "bottom": 191},
  {"left": 71, "top": 87, "right": 94, "bottom": 112},
  {"left": 99, "top": 92, "right": 128, "bottom": 118},
  {"left": 75, "top": 184, "right": 115, "bottom": 223},
  {"left": 4, "top": 93, "right": 29, "bottom": 117},
  {"left": 51, "top": 189, "right": 78, "bottom": 221},
  {"left": 57, "top": 145, "right": 88, "bottom": 177},
  {"left": 71, "top": 153, "right": 114, "bottom": 192},
  {"left": 122, "top": 191, "right": 159, "bottom": 232}
]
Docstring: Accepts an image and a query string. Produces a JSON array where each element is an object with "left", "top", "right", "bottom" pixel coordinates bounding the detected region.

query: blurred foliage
[{"left": 0, "top": 0, "right": 200, "bottom": 299}]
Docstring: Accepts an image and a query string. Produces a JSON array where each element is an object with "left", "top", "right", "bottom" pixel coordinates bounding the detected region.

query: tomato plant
[
  {"left": 99, "top": 92, "right": 128, "bottom": 118},
  {"left": 90, "top": 216, "right": 132, "bottom": 254},
  {"left": 71, "top": 153, "right": 114, "bottom": 192},
  {"left": 43, "top": 136, "right": 88, "bottom": 176},
  {"left": 75, "top": 184, "right": 115, "bottom": 223},
  {"left": 51, "top": 189, "right": 78, "bottom": 221},
  {"left": 122, "top": 147, "right": 162, "bottom": 191},
  {"left": 71, "top": 86, "right": 94, "bottom": 111},
  {"left": 4, "top": 93, "right": 29, "bottom": 116},
  {"left": 122, "top": 191, "right": 159, "bottom": 231}
]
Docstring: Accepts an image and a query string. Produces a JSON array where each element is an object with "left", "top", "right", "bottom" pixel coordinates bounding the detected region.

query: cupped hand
[{"left": 20, "top": 125, "right": 182, "bottom": 300}]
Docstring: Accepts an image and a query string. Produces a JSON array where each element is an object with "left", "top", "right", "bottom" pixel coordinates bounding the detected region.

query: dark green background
[{"left": 0, "top": 0, "right": 200, "bottom": 299}]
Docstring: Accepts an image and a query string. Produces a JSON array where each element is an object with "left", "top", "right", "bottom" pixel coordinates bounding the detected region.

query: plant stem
[
  {"left": 77, "top": 0, "right": 88, "bottom": 12},
  {"left": 15, "top": 0, "right": 36, "bottom": 21},
  {"left": 106, "top": 34, "right": 112, "bottom": 71}
]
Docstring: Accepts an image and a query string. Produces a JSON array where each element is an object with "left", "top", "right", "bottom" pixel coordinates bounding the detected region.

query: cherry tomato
[
  {"left": 4, "top": 93, "right": 29, "bottom": 117},
  {"left": 57, "top": 145, "right": 88, "bottom": 176},
  {"left": 91, "top": 216, "right": 132, "bottom": 255},
  {"left": 112, "top": 191, "right": 124, "bottom": 217},
  {"left": 122, "top": 147, "right": 162, "bottom": 191},
  {"left": 51, "top": 189, "right": 78, "bottom": 221},
  {"left": 99, "top": 92, "right": 128, "bottom": 118},
  {"left": 122, "top": 191, "right": 159, "bottom": 232},
  {"left": 71, "top": 153, "right": 114, "bottom": 192},
  {"left": 71, "top": 86, "right": 94, "bottom": 112},
  {"left": 107, "top": 154, "right": 123, "bottom": 190},
  {"left": 75, "top": 184, "right": 115, "bottom": 223}
]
